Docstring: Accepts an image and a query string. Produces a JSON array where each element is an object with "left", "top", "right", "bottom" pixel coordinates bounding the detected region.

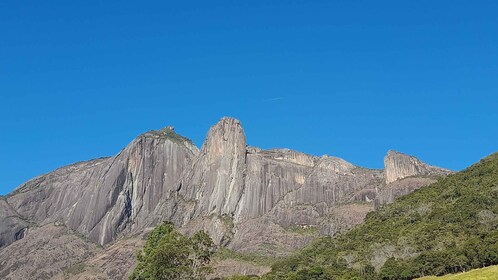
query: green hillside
[
  {"left": 263, "top": 153, "right": 498, "bottom": 280},
  {"left": 417, "top": 264, "right": 498, "bottom": 279}
]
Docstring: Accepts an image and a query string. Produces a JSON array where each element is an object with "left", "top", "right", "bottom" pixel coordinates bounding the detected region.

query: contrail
[{"left": 262, "top": 97, "right": 285, "bottom": 102}]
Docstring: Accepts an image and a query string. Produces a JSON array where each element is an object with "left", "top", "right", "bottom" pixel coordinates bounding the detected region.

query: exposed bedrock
[
  {"left": 5, "top": 128, "right": 197, "bottom": 245},
  {"left": 0, "top": 117, "right": 453, "bottom": 279},
  {"left": 376, "top": 150, "right": 454, "bottom": 207},
  {"left": 179, "top": 117, "right": 247, "bottom": 219},
  {"left": 384, "top": 150, "right": 452, "bottom": 184},
  {"left": 0, "top": 198, "right": 29, "bottom": 248}
]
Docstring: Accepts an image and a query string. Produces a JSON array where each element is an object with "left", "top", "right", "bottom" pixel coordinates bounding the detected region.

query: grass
[{"left": 417, "top": 265, "right": 498, "bottom": 279}]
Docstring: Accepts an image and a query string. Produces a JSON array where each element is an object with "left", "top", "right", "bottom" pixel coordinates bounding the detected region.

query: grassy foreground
[{"left": 418, "top": 265, "right": 498, "bottom": 280}]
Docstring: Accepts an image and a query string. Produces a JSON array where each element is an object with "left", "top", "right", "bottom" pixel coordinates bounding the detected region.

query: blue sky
[{"left": 1, "top": 1, "right": 497, "bottom": 194}]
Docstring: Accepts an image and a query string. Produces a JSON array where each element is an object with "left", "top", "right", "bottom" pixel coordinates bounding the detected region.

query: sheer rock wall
[{"left": 0, "top": 117, "right": 452, "bottom": 279}]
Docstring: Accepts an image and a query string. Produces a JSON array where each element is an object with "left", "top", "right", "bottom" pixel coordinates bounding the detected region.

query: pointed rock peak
[
  {"left": 203, "top": 117, "right": 246, "bottom": 150},
  {"left": 384, "top": 150, "right": 451, "bottom": 184},
  {"left": 219, "top": 116, "right": 241, "bottom": 125},
  {"left": 386, "top": 149, "right": 403, "bottom": 156},
  {"left": 181, "top": 117, "right": 247, "bottom": 217},
  {"left": 211, "top": 117, "right": 243, "bottom": 136}
]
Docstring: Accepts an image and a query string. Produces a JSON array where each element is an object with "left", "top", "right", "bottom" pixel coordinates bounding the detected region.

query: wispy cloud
[{"left": 262, "top": 97, "right": 285, "bottom": 102}]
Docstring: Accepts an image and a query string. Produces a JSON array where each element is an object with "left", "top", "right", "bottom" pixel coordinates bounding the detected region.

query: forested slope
[{"left": 264, "top": 153, "right": 498, "bottom": 279}]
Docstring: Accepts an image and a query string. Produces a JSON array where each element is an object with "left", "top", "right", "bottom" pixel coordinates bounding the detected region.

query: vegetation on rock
[
  {"left": 147, "top": 126, "right": 195, "bottom": 146},
  {"left": 130, "top": 222, "right": 215, "bottom": 280}
]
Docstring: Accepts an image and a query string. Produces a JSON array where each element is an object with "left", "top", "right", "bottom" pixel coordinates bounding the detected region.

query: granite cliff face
[
  {"left": 384, "top": 150, "right": 452, "bottom": 184},
  {"left": 4, "top": 127, "right": 198, "bottom": 246},
  {"left": 0, "top": 198, "right": 29, "bottom": 248},
  {"left": 0, "top": 117, "right": 452, "bottom": 279},
  {"left": 376, "top": 150, "right": 453, "bottom": 206},
  {"left": 179, "top": 117, "right": 247, "bottom": 219}
]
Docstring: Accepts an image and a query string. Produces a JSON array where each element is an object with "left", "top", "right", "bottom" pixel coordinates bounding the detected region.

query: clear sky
[{"left": 1, "top": 1, "right": 497, "bottom": 195}]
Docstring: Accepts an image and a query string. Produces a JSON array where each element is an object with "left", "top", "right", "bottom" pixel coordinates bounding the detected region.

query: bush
[{"left": 130, "top": 222, "right": 215, "bottom": 280}]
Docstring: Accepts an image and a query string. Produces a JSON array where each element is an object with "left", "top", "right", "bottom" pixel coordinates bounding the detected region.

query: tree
[
  {"left": 130, "top": 222, "right": 215, "bottom": 280},
  {"left": 190, "top": 230, "right": 215, "bottom": 278}
]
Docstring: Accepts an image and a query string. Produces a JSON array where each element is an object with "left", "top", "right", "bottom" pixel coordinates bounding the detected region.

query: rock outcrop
[
  {"left": 5, "top": 128, "right": 198, "bottom": 246},
  {"left": 0, "top": 198, "right": 29, "bottom": 248},
  {"left": 0, "top": 223, "right": 101, "bottom": 280},
  {"left": 0, "top": 117, "right": 452, "bottom": 279},
  {"left": 384, "top": 150, "right": 452, "bottom": 184},
  {"left": 375, "top": 150, "right": 453, "bottom": 207},
  {"left": 180, "top": 117, "right": 247, "bottom": 219}
]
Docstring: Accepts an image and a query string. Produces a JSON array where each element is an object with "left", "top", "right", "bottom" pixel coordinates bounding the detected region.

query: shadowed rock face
[
  {"left": 0, "top": 198, "right": 29, "bottom": 248},
  {"left": 0, "top": 117, "right": 452, "bottom": 279}
]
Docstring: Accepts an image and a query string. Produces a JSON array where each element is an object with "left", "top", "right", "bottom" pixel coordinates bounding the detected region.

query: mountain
[
  {"left": 0, "top": 117, "right": 451, "bottom": 279},
  {"left": 265, "top": 152, "right": 498, "bottom": 279}
]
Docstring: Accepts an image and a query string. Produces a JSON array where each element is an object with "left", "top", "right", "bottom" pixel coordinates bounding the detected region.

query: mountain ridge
[
  {"left": 265, "top": 152, "right": 498, "bottom": 279},
  {"left": 0, "top": 117, "right": 453, "bottom": 279}
]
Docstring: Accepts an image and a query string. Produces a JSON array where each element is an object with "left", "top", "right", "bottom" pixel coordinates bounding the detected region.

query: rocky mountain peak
[
  {"left": 384, "top": 150, "right": 452, "bottom": 184},
  {"left": 205, "top": 116, "right": 245, "bottom": 144},
  {"left": 179, "top": 117, "right": 247, "bottom": 218},
  {"left": 201, "top": 117, "right": 246, "bottom": 163},
  {"left": 0, "top": 119, "right": 456, "bottom": 279}
]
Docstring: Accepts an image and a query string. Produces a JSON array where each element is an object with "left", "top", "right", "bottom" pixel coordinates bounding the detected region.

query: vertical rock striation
[
  {"left": 0, "top": 198, "right": 29, "bottom": 248},
  {"left": 5, "top": 128, "right": 197, "bottom": 245},
  {"left": 179, "top": 117, "right": 247, "bottom": 219},
  {"left": 0, "top": 117, "right": 454, "bottom": 279}
]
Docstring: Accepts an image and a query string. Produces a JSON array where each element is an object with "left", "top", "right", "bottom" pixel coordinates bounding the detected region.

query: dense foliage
[
  {"left": 130, "top": 222, "right": 215, "bottom": 280},
  {"left": 263, "top": 152, "right": 498, "bottom": 279}
]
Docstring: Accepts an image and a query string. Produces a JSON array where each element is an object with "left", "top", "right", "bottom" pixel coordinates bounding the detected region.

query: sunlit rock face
[
  {"left": 384, "top": 150, "right": 452, "bottom": 184},
  {"left": 179, "top": 117, "right": 247, "bottom": 218},
  {"left": 375, "top": 150, "right": 453, "bottom": 207},
  {"left": 5, "top": 129, "right": 198, "bottom": 245},
  {"left": 0, "top": 117, "right": 453, "bottom": 279}
]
